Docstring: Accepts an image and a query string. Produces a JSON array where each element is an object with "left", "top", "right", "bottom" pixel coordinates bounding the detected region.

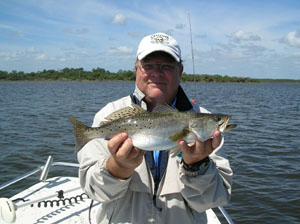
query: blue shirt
[{"left": 153, "top": 98, "right": 177, "bottom": 171}]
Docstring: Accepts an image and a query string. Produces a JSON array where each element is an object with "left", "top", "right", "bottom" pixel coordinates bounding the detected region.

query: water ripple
[{"left": 1, "top": 82, "right": 300, "bottom": 223}]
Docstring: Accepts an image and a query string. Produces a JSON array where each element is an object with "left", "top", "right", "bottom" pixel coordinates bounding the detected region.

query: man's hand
[
  {"left": 178, "top": 130, "right": 221, "bottom": 165},
  {"left": 106, "top": 133, "right": 145, "bottom": 179}
]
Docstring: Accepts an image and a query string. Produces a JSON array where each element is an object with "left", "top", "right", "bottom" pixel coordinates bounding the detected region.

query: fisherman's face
[{"left": 135, "top": 52, "right": 183, "bottom": 110}]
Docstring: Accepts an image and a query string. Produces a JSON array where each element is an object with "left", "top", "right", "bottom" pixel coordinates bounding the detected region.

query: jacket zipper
[{"left": 152, "top": 171, "right": 163, "bottom": 212}]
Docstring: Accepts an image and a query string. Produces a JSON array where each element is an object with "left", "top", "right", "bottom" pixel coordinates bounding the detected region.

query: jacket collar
[{"left": 133, "top": 85, "right": 193, "bottom": 112}]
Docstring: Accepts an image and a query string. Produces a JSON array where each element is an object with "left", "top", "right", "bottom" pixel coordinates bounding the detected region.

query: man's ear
[{"left": 178, "top": 64, "right": 184, "bottom": 78}]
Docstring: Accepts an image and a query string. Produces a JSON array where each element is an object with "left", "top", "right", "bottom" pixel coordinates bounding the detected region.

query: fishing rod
[{"left": 188, "top": 12, "right": 197, "bottom": 104}]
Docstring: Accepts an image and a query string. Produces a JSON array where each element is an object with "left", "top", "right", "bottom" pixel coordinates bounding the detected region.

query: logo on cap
[{"left": 150, "top": 34, "right": 169, "bottom": 44}]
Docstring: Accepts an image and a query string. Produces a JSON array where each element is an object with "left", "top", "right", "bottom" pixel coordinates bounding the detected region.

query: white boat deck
[
  {"left": 1, "top": 156, "right": 232, "bottom": 223},
  {"left": 6, "top": 176, "right": 221, "bottom": 224},
  {"left": 9, "top": 176, "right": 99, "bottom": 224}
]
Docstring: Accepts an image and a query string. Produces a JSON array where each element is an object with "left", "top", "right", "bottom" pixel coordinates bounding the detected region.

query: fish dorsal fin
[
  {"left": 152, "top": 104, "right": 178, "bottom": 113},
  {"left": 104, "top": 103, "right": 147, "bottom": 122},
  {"left": 131, "top": 103, "right": 147, "bottom": 113}
]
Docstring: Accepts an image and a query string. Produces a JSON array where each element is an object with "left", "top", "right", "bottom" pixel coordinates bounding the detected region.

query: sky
[{"left": 0, "top": 0, "right": 300, "bottom": 79}]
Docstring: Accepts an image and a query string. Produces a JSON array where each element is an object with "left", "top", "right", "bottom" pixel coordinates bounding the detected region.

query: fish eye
[{"left": 215, "top": 116, "right": 222, "bottom": 122}]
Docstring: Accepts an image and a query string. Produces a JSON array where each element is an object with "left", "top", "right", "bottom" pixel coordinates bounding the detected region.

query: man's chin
[
  {"left": 149, "top": 87, "right": 166, "bottom": 96},
  {"left": 147, "top": 93, "right": 168, "bottom": 104}
]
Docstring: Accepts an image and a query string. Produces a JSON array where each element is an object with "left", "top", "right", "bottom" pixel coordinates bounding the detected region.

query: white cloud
[
  {"left": 128, "top": 32, "right": 145, "bottom": 38},
  {"left": 107, "top": 46, "right": 133, "bottom": 54},
  {"left": 175, "top": 24, "right": 186, "bottom": 30},
  {"left": 231, "top": 30, "right": 261, "bottom": 43},
  {"left": 2, "top": 52, "right": 19, "bottom": 62},
  {"left": 0, "top": 47, "right": 42, "bottom": 62},
  {"left": 111, "top": 13, "right": 127, "bottom": 25},
  {"left": 63, "top": 28, "right": 89, "bottom": 35},
  {"left": 59, "top": 57, "right": 66, "bottom": 62},
  {"left": 36, "top": 54, "right": 47, "bottom": 60},
  {"left": 283, "top": 30, "right": 300, "bottom": 48},
  {"left": 0, "top": 23, "right": 27, "bottom": 40},
  {"left": 27, "top": 47, "right": 36, "bottom": 53},
  {"left": 0, "top": 24, "right": 16, "bottom": 31}
]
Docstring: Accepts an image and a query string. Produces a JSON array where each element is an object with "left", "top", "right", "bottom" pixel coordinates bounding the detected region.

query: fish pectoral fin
[
  {"left": 189, "top": 128, "right": 202, "bottom": 141},
  {"left": 169, "top": 128, "right": 190, "bottom": 142}
]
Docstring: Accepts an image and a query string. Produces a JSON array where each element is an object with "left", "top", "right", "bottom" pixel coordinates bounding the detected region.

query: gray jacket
[{"left": 78, "top": 85, "right": 233, "bottom": 224}]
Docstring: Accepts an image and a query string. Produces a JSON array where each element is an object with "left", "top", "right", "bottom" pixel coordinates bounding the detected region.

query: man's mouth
[{"left": 148, "top": 80, "right": 167, "bottom": 85}]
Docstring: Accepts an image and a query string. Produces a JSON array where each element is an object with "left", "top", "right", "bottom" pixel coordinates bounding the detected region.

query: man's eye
[
  {"left": 162, "top": 65, "right": 173, "bottom": 70},
  {"left": 143, "top": 65, "right": 153, "bottom": 70}
]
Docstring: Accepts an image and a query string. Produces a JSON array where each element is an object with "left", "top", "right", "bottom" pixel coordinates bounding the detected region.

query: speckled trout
[{"left": 69, "top": 104, "right": 236, "bottom": 153}]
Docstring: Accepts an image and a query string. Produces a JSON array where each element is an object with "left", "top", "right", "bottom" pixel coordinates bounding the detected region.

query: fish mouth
[{"left": 219, "top": 116, "right": 231, "bottom": 132}]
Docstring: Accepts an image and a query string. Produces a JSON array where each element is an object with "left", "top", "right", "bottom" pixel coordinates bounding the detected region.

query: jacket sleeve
[
  {"left": 179, "top": 137, "right": 233, "bottom": 212},
  {"left": 77, "top": 139, "right": 132, "bottom": 203}
]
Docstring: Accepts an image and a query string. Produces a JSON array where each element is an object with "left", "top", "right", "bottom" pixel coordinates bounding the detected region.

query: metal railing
[
  {"left": 0, "top": 155, "right": 78, "bottom": 191},
  {"left": 218, "top": 205, "right": 235, "bottom": 224}
]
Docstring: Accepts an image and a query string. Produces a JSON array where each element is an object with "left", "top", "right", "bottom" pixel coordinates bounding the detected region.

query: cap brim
[{"left": 137, "top": 46, "right": 180, "bottom": 62}]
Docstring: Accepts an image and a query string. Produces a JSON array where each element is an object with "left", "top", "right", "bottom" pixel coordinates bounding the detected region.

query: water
[{"left": 0, "top": 81, "right": 299, "bottom": 223}]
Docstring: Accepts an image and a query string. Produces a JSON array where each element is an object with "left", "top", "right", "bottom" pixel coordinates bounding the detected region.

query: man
[{"left": 78, "top": 32, "right": 232, "bottom": 223}]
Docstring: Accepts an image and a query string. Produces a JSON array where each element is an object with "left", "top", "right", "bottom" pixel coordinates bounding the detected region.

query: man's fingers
[
  {"left": 115, "top": 138, "right": 134, "bottom": 158},
  {"left": 107, "top": 133, "right": 128, "bottom": 154},
  {"left": 179, "top": 134, "right": 220, "bottom": 165}
]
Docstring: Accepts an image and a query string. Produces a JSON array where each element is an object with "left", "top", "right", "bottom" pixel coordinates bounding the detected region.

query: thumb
[{"left": 212, "top": 131, "right": 222, "bottom": 150}]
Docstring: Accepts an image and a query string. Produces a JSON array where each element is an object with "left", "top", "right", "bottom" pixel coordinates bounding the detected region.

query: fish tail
[{"left": 69, "top": 116, "right": 90, "bottom": 153}]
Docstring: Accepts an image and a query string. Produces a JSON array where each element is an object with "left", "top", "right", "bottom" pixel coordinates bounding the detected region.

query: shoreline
[{"left": 1, "top": 79, "right": 300, "bottom": 84}]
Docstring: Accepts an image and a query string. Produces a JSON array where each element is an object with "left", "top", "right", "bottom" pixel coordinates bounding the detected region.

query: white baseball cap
[{"left": 137, "top": 32, "right": 181, "bottom": 62}]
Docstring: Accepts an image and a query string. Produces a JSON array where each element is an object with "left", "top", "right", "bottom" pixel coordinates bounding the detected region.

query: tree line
[{"left": 0, "top": 67, "right": 265, "bottom": 83}]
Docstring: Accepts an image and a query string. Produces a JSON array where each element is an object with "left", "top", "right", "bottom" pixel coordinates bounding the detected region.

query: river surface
[{"left": 0, "top": 81, "right": 299, "bottom": 223}]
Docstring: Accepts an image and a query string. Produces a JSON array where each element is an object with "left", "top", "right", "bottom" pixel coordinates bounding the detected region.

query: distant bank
[{"left": 0, "top": 68, "right": 299, "bottom": 83}]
